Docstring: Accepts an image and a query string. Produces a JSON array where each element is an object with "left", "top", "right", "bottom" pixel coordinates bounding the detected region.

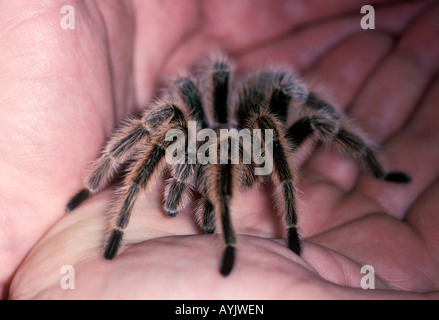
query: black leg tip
[
  {"left": 220, "top": 246, "right": 235, "bottom": 276},
  {"left": 104, "top": 230, "right": 123, "bottom": 260},
  {"left": 203, "top": 214, "right": 216, "bottom": 234},
  {"left": 204, "top": 226, "right": 215, "bottom": 234},
  {"left": 66, "top": 188, "right": 91, "bottom": 213},
  {"left": 287, "top": 227, "right": 302, "bottom": 256},
  {"left": 384, "top": 172, "right": 412, "bottom": 184},
  {"left": 166, "top": 210, "right": 179, "bottom": 218}
]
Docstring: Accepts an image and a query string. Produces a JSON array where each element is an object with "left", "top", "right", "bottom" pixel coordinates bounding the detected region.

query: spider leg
[
  {"left": 218, "top": 164, "right": 236, "bottom": 276},
  {"left": 286, "top": 115, "right": 338, "bottom": 148},
  {"left": 209, "top": 55, "right": 231, "bottom": 125},
  {"left": 164, "top": 76, "right": 209, "bottom": 217},
  {"left": 66, "top": 103, "right": 179, "bottom": 212},
  {"left": 199, "top": 126, "right": 260, "bottom": 243},
  {"left": 204, "top": 55, "right": 238, "bottom": 275},
  {"left": 199, "top": 197, "right": 216, "bottom": 234},
  {"left": 236, "top": 70, "right": 308, "bottom": 127},
  {"left": 66, "top": 119, "right": 149, "bottom": 212},
  {"left": 174, "top": 77, "right": 210, "bottom": 129},
  {"left": 234, "top": 70, "right": 308, "bottom": 255},
  {"left": 190, "top": 164, "right": 215, "bottom": 234},
  {"left": 235, "top": 70, "right": 309, "bottom": 189},
  {"left": 104, "top": 106, "right": 186, "bottom": 259},
  {"left": 164, "top": 158, "right": 196, "bottom": 218},
  {"left": 334, "top": 122, "right": 411, "bottom": 183},
  {"left": 297, "top": 93, "right": 411, "bottom": 183},
  {"left": 249, "top": 113, "right": 302, "bottom": 255},
  {"left": 304, "top": 91, "right": 340, "bottom": 120},
  {"left": 208, "top": 159, "right": 236, "bottom": 276},
  {"left": 236, "top": 155, "right": 262, "bottom": 188},
  {"left": 104, "top": 139, "right": 166, "bottom": 259},
  {"left": 193, "top": 141, "right": 236, "bottom": 275}
]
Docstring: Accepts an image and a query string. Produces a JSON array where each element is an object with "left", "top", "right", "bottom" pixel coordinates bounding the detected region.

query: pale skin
[{"left": 1, "top": 0, "right": 439, "bottom": 299}]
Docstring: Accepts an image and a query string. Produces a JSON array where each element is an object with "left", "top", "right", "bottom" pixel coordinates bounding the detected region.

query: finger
[
  {"left": 0, "top": 1, "right": 133, "bottom": 299},
  {"left": 357, "top": 78, "right": 439, "bottom": 217},
  {"left": 11, "top": 222, "right": 435, "bottom": 299},
  {"left": 132, "top": 0, "right": 201, "bottom": 104},
  {"left": 405, "top": 179, "right": 439, "bottom": 258},
  {"left": 236, "top": 16, "right": 367, "bottom": 73},
  {"left": 311, "top": 211, "right": 439, "bottom": 292},
  {"left": 348, "top": 4, "right": 439, "bottom": 142},
  {"left": 374, "top": 0, "right": 432, "bottom": 33},
  {"left": 234, "top": 1, "right": 427, "bottom": 74},
  {"left": 90, "top": 1, "right": 136, "bottom": 120},
  {"left": 303, "top": 32, "right": 393, "bottom": 109},
  {"left": 202, "top": 0, "right": 397, "bottom": 51}
]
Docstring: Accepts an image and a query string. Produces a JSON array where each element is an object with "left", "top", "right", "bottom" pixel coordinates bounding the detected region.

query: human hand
[{"left": 4, "top": 0, "right": 439, "bottom": 299}]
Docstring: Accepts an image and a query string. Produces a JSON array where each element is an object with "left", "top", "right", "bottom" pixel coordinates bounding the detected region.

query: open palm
[{"left": 2, "top": 0, "right": 438, "bottom": 299}]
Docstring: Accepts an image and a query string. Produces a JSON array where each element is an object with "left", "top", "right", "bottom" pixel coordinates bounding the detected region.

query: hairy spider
[{"left": 66, "top": 54, "right": 411, "bottom": 276}]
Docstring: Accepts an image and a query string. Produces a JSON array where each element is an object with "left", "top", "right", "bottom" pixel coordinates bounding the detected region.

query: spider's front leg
[
  {"left": 202, "top": 55, "right": 239, "bottom": 275},
  {"left": 65, "top": 103, "right": 179, "bottom": 213},
  {"left": 66, "top": 118, "right": 150, "bottom": 212},
  {"left": 198, "top": 197, "right": 216, "bottom": 234},
  {"left": 236, "top": 69, "right": 305, "bottom": 255},
  {"left": 249, "top": 113, "right": 302, "bottom": 255},
  {"left": 193, "top": 165, "right": 216, "bottom": 234},
  {"left": 104, "top": 105, "right": 187, "bottom": 259},
  {"left": 163, "top": 74, "right": 212, "bottom": 219},
  {"left": 164, "top": 158, "right": 197, "bottom": 218},
  {"left": 165, "top": 161, "right": 225, "bottom": 237},
  {"left": 204, "top": 158, "right": 237, "bottom": 276}
]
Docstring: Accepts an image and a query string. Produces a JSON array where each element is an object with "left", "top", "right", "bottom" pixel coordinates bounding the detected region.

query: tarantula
[{"left": 66, "top": 54, "right": 411, "bottom": 276}]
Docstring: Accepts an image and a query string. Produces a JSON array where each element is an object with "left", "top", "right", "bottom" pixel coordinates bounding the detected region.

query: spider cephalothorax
[{"left": 66, "top": 54, "right": 411, "bottom": 276}]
